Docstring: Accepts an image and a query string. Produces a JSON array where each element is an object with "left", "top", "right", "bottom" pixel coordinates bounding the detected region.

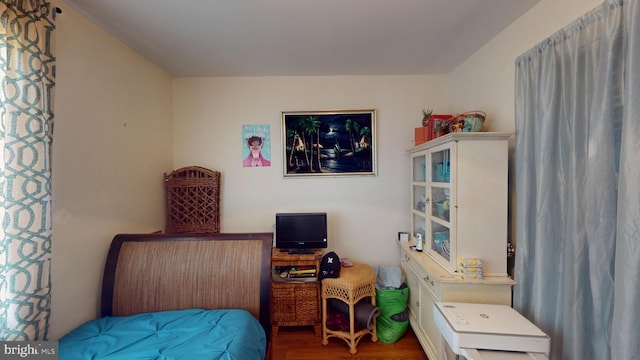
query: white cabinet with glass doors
[{"left": 409, "top": 132, "right": 511, "bottom": 276}]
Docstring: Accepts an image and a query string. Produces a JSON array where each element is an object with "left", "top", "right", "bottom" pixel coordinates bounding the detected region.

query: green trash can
[{"left": 375, "top": 283, "right": 409, "bottom": 343}]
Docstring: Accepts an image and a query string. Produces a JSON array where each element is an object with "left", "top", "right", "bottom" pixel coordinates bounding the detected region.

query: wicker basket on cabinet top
[{"left": 164, "top": 166, "right": 221, "bottom": 234}]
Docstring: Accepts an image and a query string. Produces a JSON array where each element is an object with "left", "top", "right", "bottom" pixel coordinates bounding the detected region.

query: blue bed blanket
[{"left": 59, "top": 308, "right": 266, "bottom": 360}]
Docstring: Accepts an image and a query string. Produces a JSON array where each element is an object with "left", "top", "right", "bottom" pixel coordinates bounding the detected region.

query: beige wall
[
  {"left": 449, "top": 0, "right": 603, "bottom": 131},
  {"left": 48, "top": 0, "right": 604, "bottom": 342},
  {"left": 50, "top": 1, "right": 173, "bottom": 339},
  {"left": 447, "top": 0, "right": 603, "bottom": 247},
  {"left": 172, "top": 74, "right": 449, "bottom": 262}
]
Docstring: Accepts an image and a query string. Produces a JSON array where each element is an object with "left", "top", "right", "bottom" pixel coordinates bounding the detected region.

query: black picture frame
[{"left": 282, "top": 109, "right": 377, "bottom": 177}]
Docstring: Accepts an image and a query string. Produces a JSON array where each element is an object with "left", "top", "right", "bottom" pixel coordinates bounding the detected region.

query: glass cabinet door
[
  {"left": 430, "top": 186, "right": 450, "bottom": 222},
  {"left": 413, "top": 185, "right": 427, "bottom": 213},
  {"left": 410, "top": 152, "right": 428, "bottom": 242},
  {"left": 431, "top": 221, "right": 450, "bottom": 262},
  {"left": 427, "top": 144, "right": 454, "bottom": 266},
  {"left": 411, "top": 142, "right": 456, "bottom": 268},
  {"left": 412, "top": 213, "right": 426, "bottom": 243},
  {"left": 430, "top": 147, "right": 450, "bottom": 184},
  {"left": 412, "top": 155, "right": 426, "bottom": 183}
]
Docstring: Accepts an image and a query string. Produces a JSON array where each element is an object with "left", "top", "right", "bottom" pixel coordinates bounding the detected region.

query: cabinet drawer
[
  {"left": 272, "top": 285, "right": 295, "bottom": 300},
  {"left": 296, "top": 286, "right": 318, "bottom": 303},
  {"left": 295, "top": 286, "right": 319, "bottom": 321},
  {"left": 402, "top": 249, "right": 439, "bottom": 296},
  {"left": 272, "top": 282, "right": 319, "bottom": 322},
  {"left": 272, "top": 303, "right": 295, "bottom": 321},
  {"left": 402, "top": 263, "right": 421, "bottom": 317},
  {"left": 271, "top": 286, "right": 294, "bottom": 318}
]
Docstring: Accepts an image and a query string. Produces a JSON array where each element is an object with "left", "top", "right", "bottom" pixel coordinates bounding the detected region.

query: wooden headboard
[{"left": 100, "top": 232, "right": 273, "bottom": 336}]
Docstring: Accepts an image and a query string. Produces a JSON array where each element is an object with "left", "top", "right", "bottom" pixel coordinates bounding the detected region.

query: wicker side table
[{"left": 321, "top": 263, "right": 378, "bottom": 354}]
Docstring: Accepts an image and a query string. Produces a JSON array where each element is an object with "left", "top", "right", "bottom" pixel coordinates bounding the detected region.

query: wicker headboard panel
[{"left": 100, "top": 233, "right": 272, "bottom": 334}]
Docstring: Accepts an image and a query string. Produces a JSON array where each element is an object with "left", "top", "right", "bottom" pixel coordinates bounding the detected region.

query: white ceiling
[{"left": 61, "top": 0, "right": 539, "bottom": 77}]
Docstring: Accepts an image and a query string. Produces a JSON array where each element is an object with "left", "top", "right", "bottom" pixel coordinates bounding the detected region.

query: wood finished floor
[{"left": 270, "top": 326, "right": 429, "bottom": 360}]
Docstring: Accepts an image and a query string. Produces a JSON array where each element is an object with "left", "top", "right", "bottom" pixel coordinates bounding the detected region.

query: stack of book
[
  {"left": 273, "top": 265, "right": 318, "bottom": 282},
  {"left": 285, "top": 265, "right": 317, "bottom": 279}
]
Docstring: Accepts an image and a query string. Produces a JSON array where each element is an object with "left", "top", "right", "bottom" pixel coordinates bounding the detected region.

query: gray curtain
[{"left": 514, "top": 0, "right": 640, "bottom": 359}]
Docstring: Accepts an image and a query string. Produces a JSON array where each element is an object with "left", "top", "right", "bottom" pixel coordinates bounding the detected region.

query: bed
[{"left": 59, "top": 232, "right": 273, "bottom": 360}]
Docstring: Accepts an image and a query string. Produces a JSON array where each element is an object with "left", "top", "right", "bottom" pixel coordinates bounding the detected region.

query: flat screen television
[{"left": 275, "top": 212, "right": 328, "bottom": 254}]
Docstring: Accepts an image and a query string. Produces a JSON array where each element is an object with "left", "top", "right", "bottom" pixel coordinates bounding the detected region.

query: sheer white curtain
[{"left": 514, "top": 0, "right": 640, "bottom": 359}]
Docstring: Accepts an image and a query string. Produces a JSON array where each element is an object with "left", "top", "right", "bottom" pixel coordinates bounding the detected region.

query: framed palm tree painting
[{"left": 282, "top": 109, "right": 377, "bottom": 177}]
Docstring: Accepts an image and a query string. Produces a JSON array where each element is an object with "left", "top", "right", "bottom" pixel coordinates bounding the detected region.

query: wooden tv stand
[{"left": 271, "top": 248, "right": 322, "bottom": 336}]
